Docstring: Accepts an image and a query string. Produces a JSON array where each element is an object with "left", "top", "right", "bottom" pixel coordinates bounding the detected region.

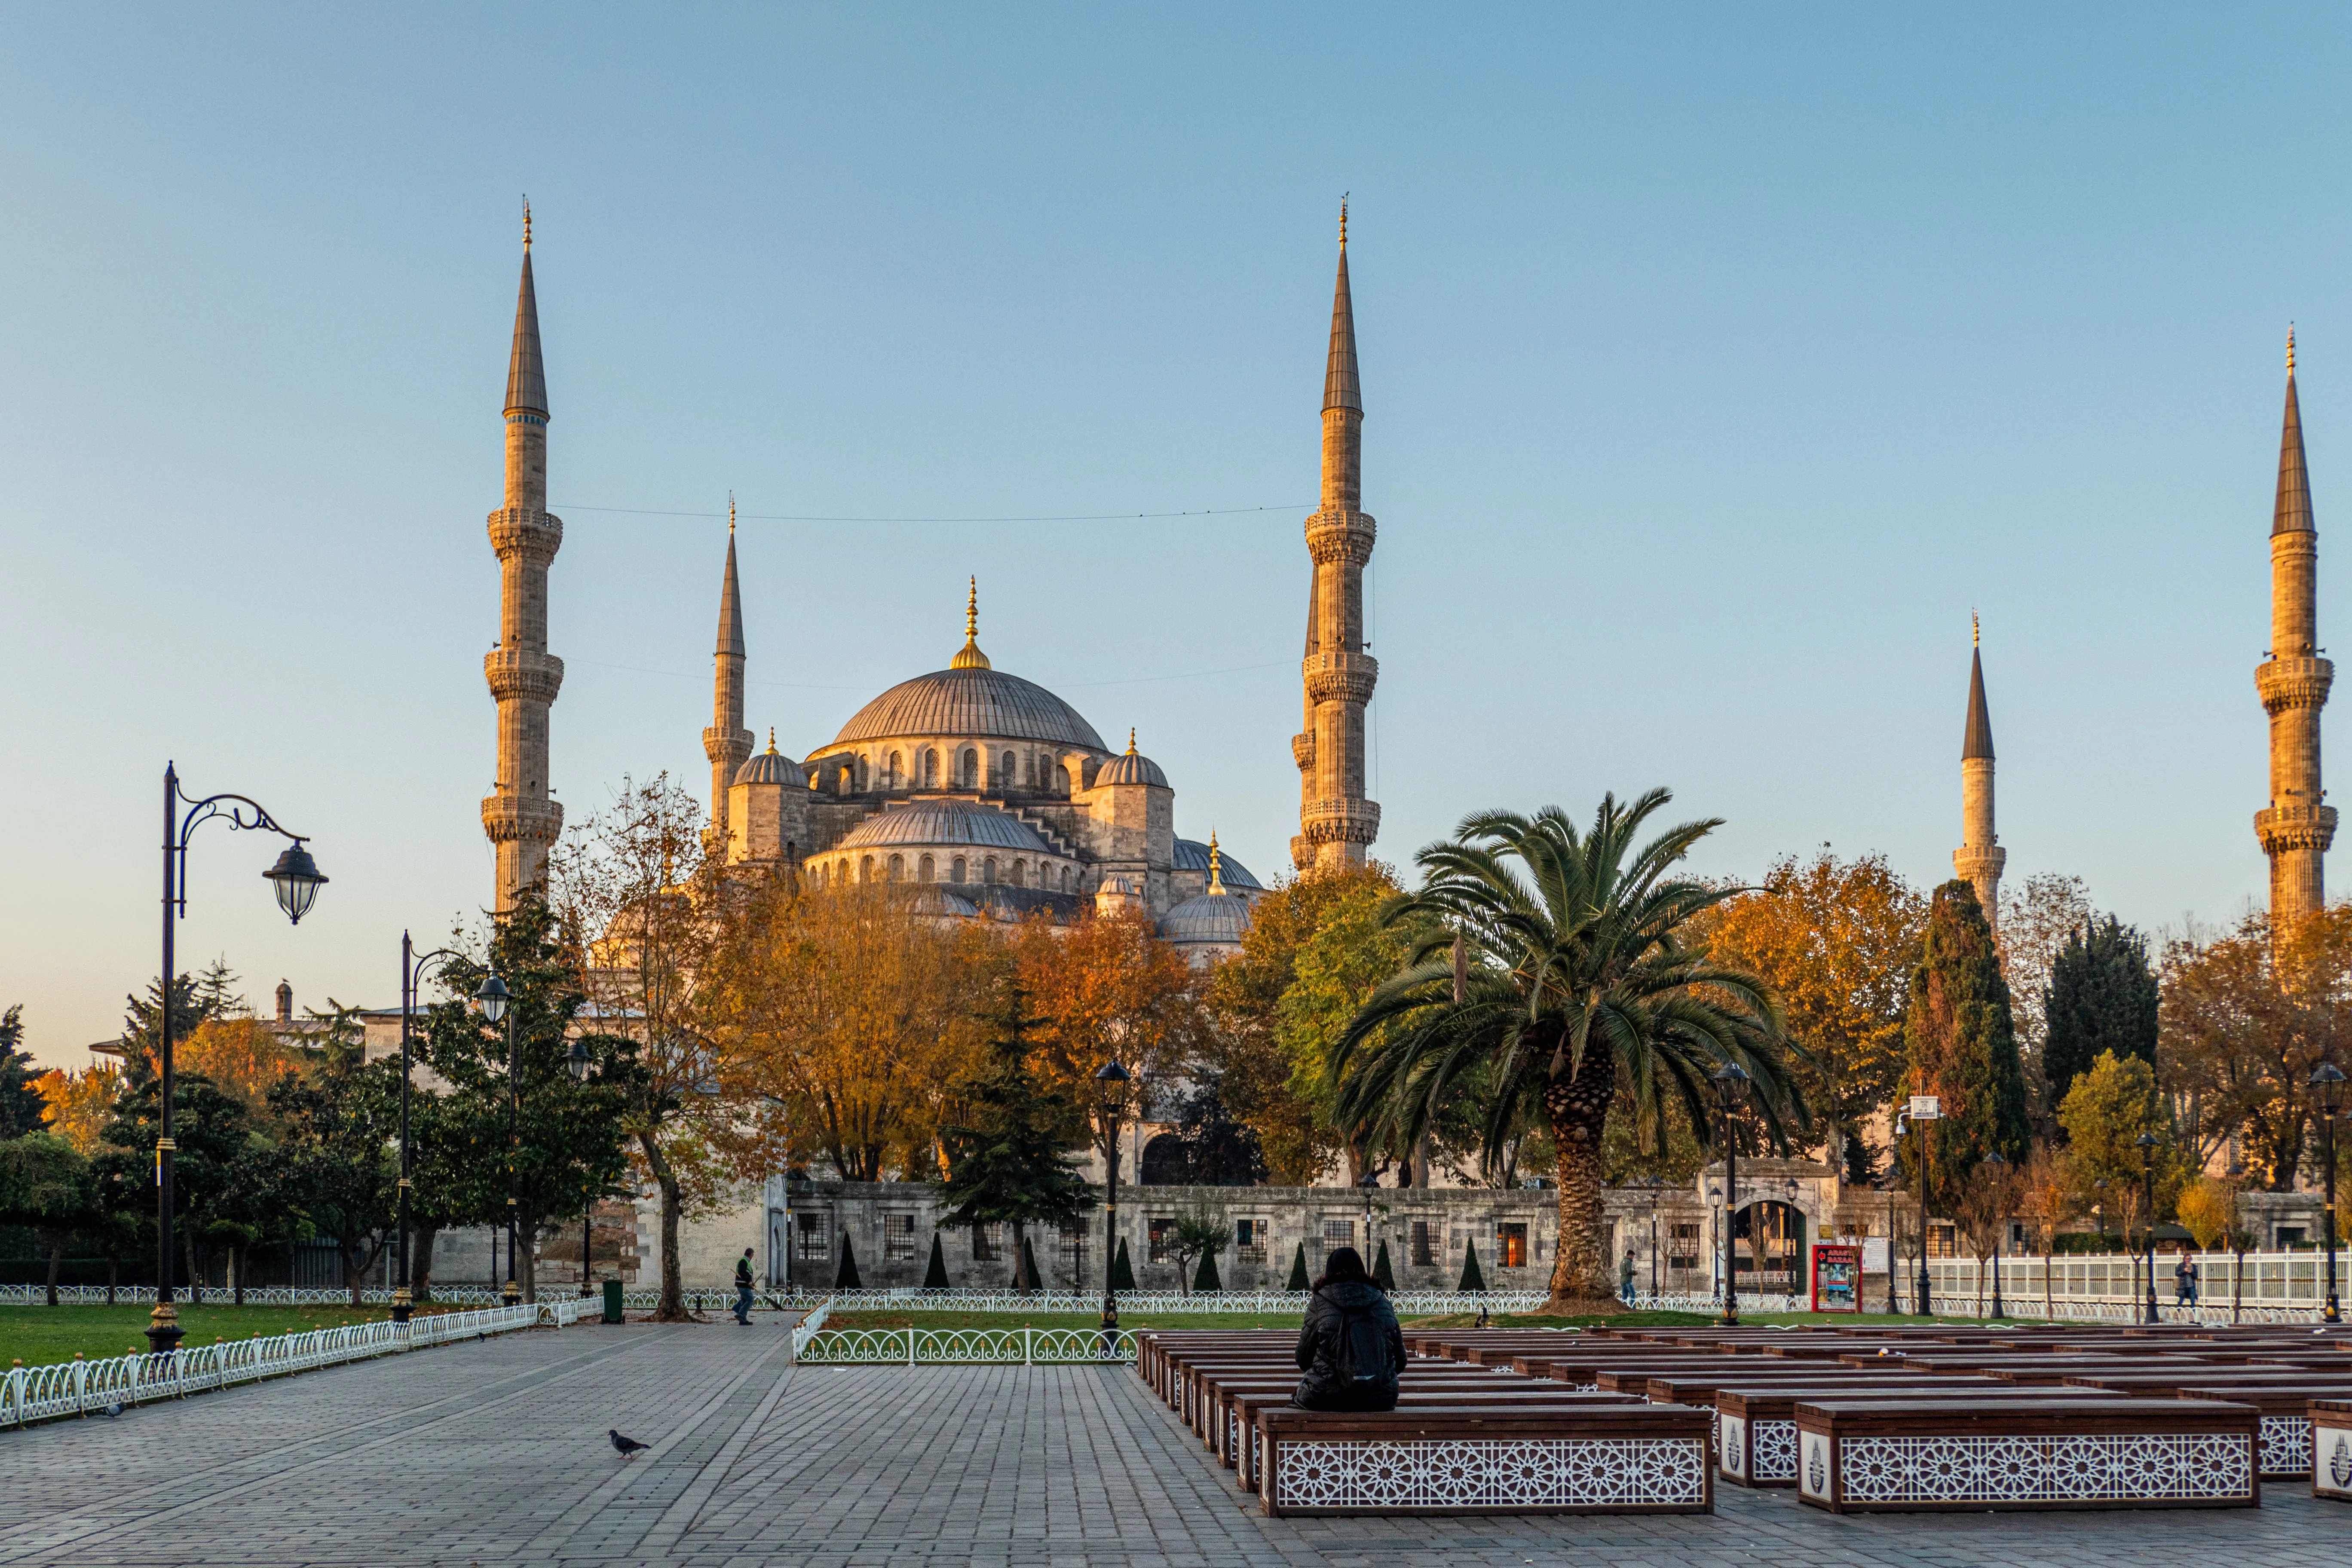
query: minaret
[
  {"left": 704, "top": 496, "right": 753, "bottom": 853},
  {"left": 2256, "top": 328, "right": 2335, "bottom": 929},
  {"left": 1295, "top": 200, "right": 1381, "bottom": 870},
  {"left": 481, "top": 205, "right": 565, "bottom": 912},
  {"left": 1953, "top": 614, "right": 2005, "bottom": 935}
]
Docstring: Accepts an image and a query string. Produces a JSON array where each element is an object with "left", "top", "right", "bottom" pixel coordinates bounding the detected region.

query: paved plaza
[{"left": 0, "top": 1320, "right": 2344, "bottom": 1567}]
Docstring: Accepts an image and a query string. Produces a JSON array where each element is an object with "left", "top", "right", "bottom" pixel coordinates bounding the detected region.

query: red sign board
[{"left": 1810, "top": 1242, "right": 1862, "bottom": 1313}]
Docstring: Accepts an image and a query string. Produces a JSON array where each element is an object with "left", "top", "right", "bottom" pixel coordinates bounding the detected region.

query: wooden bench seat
[
  {"left": 1225, "top": 1386, "right": 1639, "bottom": 1489},
  {"left": 1199, "top": 1369, "right": 1525, "bottom": 1456},
  {"left": 2174, "top": 1385, "right": 2352, "bottom": 1480},
  {"left": 1792, "top": 1397, "right": 2260, "bottom": 1513},
  {"left": 1254, "top": 1403, "right": 1712, "bottom": 1516},
  {"left": 1715, "top": 1384, "right": 2109, "bottom": 1488}
]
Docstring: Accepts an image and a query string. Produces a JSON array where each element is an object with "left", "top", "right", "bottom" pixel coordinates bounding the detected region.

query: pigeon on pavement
[
  {"left": 609, "top": 1429, "right": 650, "bottom": 1459},
  {"left": 100, "top": 1403, "right": 123, "bottom": 1418}
]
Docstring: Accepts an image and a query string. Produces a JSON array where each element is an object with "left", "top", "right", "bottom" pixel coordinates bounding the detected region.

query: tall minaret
[
  {"left": 1294, "top": 200, "right": 1381, "bottom": 870},
  {"left": 703, "top": 496, "right": 753, "bottom": 854},
  {"left": 1953, "top": 614, "right": 2005, "bottom": 935},
  {"left": 480, "top": 205, "right": 566, "bottom": 912},
  {"left": 2256, "top": 328, "right": 2335, "bottom": 929}
]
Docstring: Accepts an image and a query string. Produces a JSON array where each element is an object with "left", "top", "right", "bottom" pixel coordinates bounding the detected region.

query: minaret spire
[
  {"left": 1954, "top": 621, "right": 2004, "bottom": 933},
  {"left": 1295, "top": 201, "right": 1381, "bottom": 870},
  {"left": 481, "top": 215, "right": 564, "bottom": 912},
  {"left": 704, "top": 497, "right": 753, "bottom": 851},
  {"left": 2257, "top": 327, "right": 2334, "bottom": 930}
]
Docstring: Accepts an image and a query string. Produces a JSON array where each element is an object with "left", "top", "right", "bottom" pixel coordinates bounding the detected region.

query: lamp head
[
  {"left": 2135, "top": 1131, "right": 2157, "bottom": 1151},
  {"left": 474, "top": 972, "right": 510, "bottom": 1024},
  {"left": 1094, "top": 1058, "right": 1130, "bottom": 1084},
  {"left": 1711, "top": 1061, "right": 1752, "bottom": 1115},
  {"left": 263, "top": 842, "right": 328, "bottom": 925},
  {"left": 567, "top": 1038, "right": 592, "bottom": 1082},
  {"left": 2312, "top": 1060, "right": 2346, "bottom": 1113}
]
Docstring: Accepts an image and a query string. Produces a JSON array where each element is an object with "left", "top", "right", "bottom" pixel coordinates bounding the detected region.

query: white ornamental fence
[
  {"left": 1622, "top": 1292, "right": 1801, "bottom": 1315},
  {"left": 1, "top": 1298, "right": 590, "bottom": 1429},
  {"left": 760, "top": 1287, "right": 1553, "bottom": 1315},
  {"left": 1920, "top": 1250, "right": 2343, "bottom": 1324},
  {"left": 794, "top": 1324, "right": 1137, "bottom": 1365}
]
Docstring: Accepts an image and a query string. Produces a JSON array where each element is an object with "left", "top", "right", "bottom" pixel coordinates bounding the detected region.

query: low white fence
[
  {"left": 1622, "top": 1292, "right": 1801, "bottom": 1315},
  {"left": 0, "top": 1284, "right": 747, "bottom": 1312},
  {"left": 764, "top": 1287, "right": 1553, "bottom": 1315},
  {"left": 1, "top": 1298, "right": 588, "bottom": 1429},
  {"left": 1920, "top": 1250, "right": 2343, "bottom": 1323},
  {"left": 794, "top": 1324, "right": 1137, "bottom": 1365}
]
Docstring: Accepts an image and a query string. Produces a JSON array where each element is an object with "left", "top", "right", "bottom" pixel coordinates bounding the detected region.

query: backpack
[{"left": 1334, "top": 1298, "right": 1391, "bottom": 1385}]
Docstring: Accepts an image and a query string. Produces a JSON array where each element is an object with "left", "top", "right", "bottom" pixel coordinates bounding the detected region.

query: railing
[
  {"left": 1622, "top": 1292, "right": 1802, "bottom": 1314},
  {"left": 1, "top": 1300, "right": 582, "bottom": 1429},
  {"left": 1920, "top": 1250, "right": 2343, "bottom": 1323},
  {"left": 793, "top": 1325, "right": 1137, "bottom": 1364},
  {"left": 788, "top": 1298, "right": 832, "bottom": 1360},
  {"left": 0, "top": 1284, "right": 734, "bottom": 1311},
  {"left": 758, "top": 1287, "right": 1554, "bottom": 1314}
]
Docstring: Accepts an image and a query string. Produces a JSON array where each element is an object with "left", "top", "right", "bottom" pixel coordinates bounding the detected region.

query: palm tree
[{"left": 1330, "top": 790, "right": 1806, "bottom": 1309}]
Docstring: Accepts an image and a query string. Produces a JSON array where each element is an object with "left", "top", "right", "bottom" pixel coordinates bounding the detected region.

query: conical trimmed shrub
[
  {"left": 1372, "top": 1240, "right": 1395, "bottom": 1290},
  {"left": 1019, "top": 1234, "right": 1041, "bottom": 1292},
  {"left": 922, "top": 1232, "right": 951, "bottom": 1290},
  {"left": 1458, "top": 1239, "right": 1485, "bottom": 1292},
  {"left": 835, "top": 1233, "right": 863, "bottom": 1290},
  {"left": 1111, "top": 1236, "right": 1136, "bottom": 1292},
  {"left": 1194, "top": 1248, "right": 1222, "bottom": 1293},
  {"left": 1287, "top": 1241, "right": 1310, "bottom": 1291}
]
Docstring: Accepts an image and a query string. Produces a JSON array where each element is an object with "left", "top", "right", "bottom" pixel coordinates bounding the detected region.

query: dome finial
[
  {"left": 523, "top": 196, "right": 532, "bottom": 253},
  {"left": 2288, "top": 323, "right": 2297, "bottom": 375},
  {"left": 1127, "top": 727, "right": 1137, "bottom": 755},
  {"left": 729, "top": 492, "right": 736, "bottom": 536},
  {"left": 1339, "top": 193, "right": 1348, "bottom": 249},
  {"left": 1972, "top": 608, "right": 1979, "bottom": 649},
  {"left": 949, "top": 576, "right": 991, "bottom": 669},
  {"left": 1208, "top": 830, "right": 1225, "bottom": 894},
  {"left": 766, "top": 726, "right": 777, "bottom": 753}
]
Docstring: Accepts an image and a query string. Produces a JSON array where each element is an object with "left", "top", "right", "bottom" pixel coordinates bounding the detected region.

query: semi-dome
[
  {"left": 1094, "top": 731, "right": 1168, "bottom": 788},
  {"left": 830, "top": 667, "right": 1107, "bottom": 752},
  {"left": 1174, "top": 837, "right": 1260, "bottom": 890},
  {"left": 732, "top": 734, "right": 807, "bottom": 788},
  {"left": 1160, "top": 888, "right": 1252, "bottom": 946},
  {"left": 833, "top": 799, "right": 1054, "bottom": 855}
]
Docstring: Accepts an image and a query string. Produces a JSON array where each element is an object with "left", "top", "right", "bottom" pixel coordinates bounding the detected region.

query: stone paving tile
[{"left": 1, "top": 1323, "right": 2345, "bottom": 1566}]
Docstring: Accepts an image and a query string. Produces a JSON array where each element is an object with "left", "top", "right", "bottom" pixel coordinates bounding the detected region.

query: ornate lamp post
[
  {"left": 2137, "top": 1131, "right": 2159, "bottom": 1325},
  {"left": 395, "top": 935, "right": 466, "bottom": 1325},
  {"left": 1712, "top": 1062, "right": 1750, "bottom": 1326},
  {"left": 475, "top": 972, "right": 520, "bottom": 1305},
  {"left": 149, "top": 763, "right": 325, "bottom": 1355},
  {"left": 568, "top": 1038, "right": 594, "bottom": 1297},
  {"left": 1886, "top": 1111, "right": 1909, "bottom": 1315},
  {"left": 2313, "top": 1062, "right": 2344, "bottom": 1323},
  {"left": 1095, "top": 1058, "right": 1129, "bottom": 1335},
  {"left": 1982, "top": 1149, "right": 2007, "bottom": 1319}
]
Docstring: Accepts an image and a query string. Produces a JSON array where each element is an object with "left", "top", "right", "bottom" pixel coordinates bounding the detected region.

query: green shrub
[
  {"left": 922, "top": 1233, "right": 951, "bottom": 1290},
  {"left": 1287, "top": 1241, "right": 1310, "bottom": 1291},
  {"left": 835, "top": 1234, "right": 863, "bottom": 1290},
  {"left": 1111, "top": 1237, "right": 1136, "bottom": 1291},
  {"left": 1194, "top": 1247, "right": 1221, "bottom": 1293},
  {"left": 1459, "top": 1239, "right": 1486, "bottom": 1292},
  {"left": 1372, "top": 1240, "right": 1395, "bottom": 1290}
]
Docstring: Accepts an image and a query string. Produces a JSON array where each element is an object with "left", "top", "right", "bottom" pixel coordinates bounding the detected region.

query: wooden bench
[
  {"left": 1225, "top": 1386, "right": 1639, "bottom": 1491},
  {"left": 1714, "top": 1384, "right": 2107, "bottom": 1488},
  {"left": 2314, "top": 1396, "right": 2352, "bottom": 1501},
  {"left": 2174, "top": 1385, "right": 2352, "bottom": 1481},
  {"left": 1792, "top": 1397, "right": 2261, "bottom": 1513},
  {"left": 1254, "top": 1403, "right": 1712, "bottom": 1516}
]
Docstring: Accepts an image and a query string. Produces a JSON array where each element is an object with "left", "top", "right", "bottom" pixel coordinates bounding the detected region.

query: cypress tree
[
  {"left": 1372, "top": 1240, "right": 1395, "bottom": 1290},
  {"left": 1904, "top": 880, "right": 2030, "bottom": 1203},
  {"left": 0, "top": 1005, "right": 44, "bottom": 1138},
  {"left": 1111, "top": 1236, "right": 1137, "bottom": 1291},
  {"left": 934, "top": 981, "right": 1096, "bottom": 1283},
  {"left": 1459, "top": 1239, "right": 1486, "bottom": 1292},
  {"left": 922, "top": 1231, "right": 951, "bottom": 1290},
  {"left": 2042, "top": 916, "right": 2159, "bottom": 1109},
  {"left": 1194, "top": 1246, "right": 1221, "bottom": 1293},
  {"left": 1286, "top": 1241, "right": 1310, "bottom": 1291},
  {"left": 834, "top": 1233, "right": 863, "bottom": 1290}
]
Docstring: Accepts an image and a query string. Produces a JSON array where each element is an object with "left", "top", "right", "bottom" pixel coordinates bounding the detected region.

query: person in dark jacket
[{"left": 1292, "top": 1246, "right": 1407, "bottom": 1411}]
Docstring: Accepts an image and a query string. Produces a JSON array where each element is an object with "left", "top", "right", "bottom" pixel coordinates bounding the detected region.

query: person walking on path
[
  {"left": 1292, "top": 1246, "right": 1406, "bottom": 1412},
  {"left": 734, "top": 1248, "right": 756, "bottom": 1325},
  {"left": 2174, "top": 1253, "right": 2199, "bottom": 1309}
]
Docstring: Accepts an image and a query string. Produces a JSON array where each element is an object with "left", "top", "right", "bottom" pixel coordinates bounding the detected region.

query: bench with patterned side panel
[
  {"left": 2307, "top": 1396, "right": 2352, "bottom": 1500},
  {"left": 1793, "top": 1397, "right": 2261, "bottom": 1514}
]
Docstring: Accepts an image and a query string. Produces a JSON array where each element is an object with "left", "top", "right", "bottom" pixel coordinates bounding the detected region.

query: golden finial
[
  {"left": 2288, "top": 324, "right": 2297, "bottom": 375},
  {"left": 766, "top": 726, "right": 777, "bottom": 753},
  {"left": 1339, "top": 193, "right": 1348, "bottom": 248},
  {"left": 1127, "top": 728, "right": 1138, "bottom": 756},
  {"left": 949, "top": 576, "right": 991, "bottom": 670},
  {"left": 1208, "top": 830, "right": 1224, "bottom": 894},
  {"left": 729, "top": 493, "right": 736, "bottom": 536},
  {"left": 1972, "top": 609, "right": 1980, "bottom": 649},
  {"left": 523, "top": 197, "right": 532, "bottom": 252}
]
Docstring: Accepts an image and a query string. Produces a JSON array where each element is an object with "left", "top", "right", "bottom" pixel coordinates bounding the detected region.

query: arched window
[
  {"left": 784, "top": 839, "right": 796, "bottom": 864},
  {"left": 888, "top": 853, "right": 903, "bottom": 882},
  {"left": 1063, "top": 865, "right": 1074, "bottom": 891},
  {"left": 1010, "top": 860, "right": 1025, "bottom": 888},
  {"left": 961, "top": 748, "right": 978, "bottom": 788},
  {"left": 1140, "top": 1133, "right": 1188, "bottom": 1186},
  {"left": 887, "top": 751, "right": 902, "bottom": 790},
  {"left": 950, "top": 856, "right": 967, "bottom": 884},
  {"left": 922, "top": 749, "right": 938, "bottom": 788},
  {"left": 919, "top": 854, "right": 935, "bottom": 883},
  {"left": 1000, "top": 751, "right": 1014, "bottom": 788},
  {"left": 983, "top": 856, "right": 998, "bottom": 885},
  {"left": 854, "top": 756, "right": 868, "bottom": 791},
  {"left": 860, "top": 854, "right": 874, "bottom": 883}
]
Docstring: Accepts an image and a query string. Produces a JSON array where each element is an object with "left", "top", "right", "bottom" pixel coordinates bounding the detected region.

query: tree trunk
[
  {"left": 231, "top": 1243, "right": 245, "bottom": 1307},
  {"left": 412, "top": 1225, "right": 439, "bottom": 1303},
  {"left": 640, "top": 1129, "right": 688, "bottom": 1321},
  {"left": 520, "top": 1204, "right": 539, "bottom": 1303},
  {"left": 106, "top": 1257, "right": 117, "bottom": 1306},
  {"left": 1540, "top": 1040, "right": 1620, "bottom": 1311},
  {"left": 185, "top": 1237, "right": 205, "bottom": 1306},
  {"left": 44, "top": 1236, "right": 62, "bottom": 1307},
  {"left": 1011, "top": 1221, "right": 1029, "bottom": 1293}
]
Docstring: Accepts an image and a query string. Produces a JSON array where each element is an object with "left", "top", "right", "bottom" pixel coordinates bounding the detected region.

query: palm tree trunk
[{"left": 1541, "top": 1044, "right": 1618, "bottom": 1309}]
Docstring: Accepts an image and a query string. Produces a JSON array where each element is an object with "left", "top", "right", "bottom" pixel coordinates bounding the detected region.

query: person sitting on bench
[{"left": 1292, "top": 1246, "right": 1406, "bottom": 1412}]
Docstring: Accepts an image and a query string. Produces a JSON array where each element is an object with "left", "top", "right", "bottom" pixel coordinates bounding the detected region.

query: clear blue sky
[{"left": 4, "top": 5, "right": 2347, "bottom": 1067}]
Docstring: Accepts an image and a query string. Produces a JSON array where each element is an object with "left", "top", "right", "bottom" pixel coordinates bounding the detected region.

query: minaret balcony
[
  {"left": 2256, "top": 655, "right": 2333, "bottom": 715},
  {"left": 2255, "top": 801, "right": 2338, "bottom": 855},
  {"left": 487, "top": 506, "right": 564, "bottom": 566},
  {"left": 484, "top": 649, "right": 565, "bottom": 706},
  {"left": 1292, "top": 732, "right": 1315, "bottom": 770},
  {"left": 1953, "top": 844, "right": 2007, "bottom": 881},
  {"left": 481, "top": 794, "right": 565, "bottom": 845},
  {"left": 703, "top": 724, "right": 754, "bottom": 765},
  {"left": 1304, "top": 652, "right": 1379, "bottom": 707},
  {"left": 1302, "top": 797, "right": 1382, "bottom": 845},
  {"left": 1305, "top": 510, "right": 1378, "bottom": 567}
]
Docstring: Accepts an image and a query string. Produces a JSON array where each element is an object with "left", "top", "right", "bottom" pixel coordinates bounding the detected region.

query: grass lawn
[{"left": 2, "top": 1303, "right": 420, "bottom": 1370}]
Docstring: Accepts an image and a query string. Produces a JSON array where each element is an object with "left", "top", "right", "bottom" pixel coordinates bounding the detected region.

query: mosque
[{"left": 478, "top": 205, "right": 1386, "bottom": 963}]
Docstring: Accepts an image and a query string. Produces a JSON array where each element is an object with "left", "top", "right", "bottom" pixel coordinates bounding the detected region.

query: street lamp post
[
  {"left": 1095, "top": 1059, "right": 1129, "bottom": 1335},
  {"left": 1886, "top": 1111, "right": 1908, "bottom": 1315},
  {"left": 475, "top": 973, "right": 520, "bottom": 1305},
  {"left": 568, "top": 1038, "right": 593, "bottom": 1298},
  {"left": 2312, "top": 1062, "right": 2344, "bottom": 1324},
  {"left": 395, "top": 935, "right": 465, "bottom": 1325},
  {"left": 150, "top": 763, "right": 325, "bottom": 1356},
  {"left": 2137, "top": 1131, "right": 2159, "bottom": 1325},
  {"left": 1983, "top": 1149, "right": 2007, "bottom": 1319},
  {"left": 1712, "top": 1063, "right": 1751, "bottom": 1327}
]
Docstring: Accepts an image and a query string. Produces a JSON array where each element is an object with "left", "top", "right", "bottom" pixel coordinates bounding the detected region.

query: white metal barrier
[
  {"left": 794, "top": 1324, "right": 1136, "bottom": 1365},
  {"left": 0, "top": 1299, "right": 586, "bottom": 1429},
  {"left": 1919, "top": 1250, "right": 2342, "bottom": 1323},
  {"left": 757, "top": 1287, "right": 1553, "bottom": 1314}
]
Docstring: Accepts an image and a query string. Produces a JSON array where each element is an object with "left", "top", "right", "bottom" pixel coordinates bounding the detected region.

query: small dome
[
  {"left": 1174, "top": 838, "right": 1261, "bottom": 890},
  {"left": 1094, "top": 728, "right": 1168, "bottom": 788},
  {"left": 833, "top": 799, "right": 1053, "bottom": 855},
  {"left": 733, "top": 733, "right": 807, "bottom": 789},
  {"left": 1160, "top": 889, "right": 1252, "bottom": 946}
]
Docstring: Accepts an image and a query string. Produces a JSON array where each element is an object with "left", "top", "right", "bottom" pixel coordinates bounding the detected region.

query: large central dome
[{"left": 830, "top": 666, "right": 1108, "bottom": 752}]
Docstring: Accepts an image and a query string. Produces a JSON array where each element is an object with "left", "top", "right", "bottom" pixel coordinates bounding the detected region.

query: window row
[
  {"left": 817, "top": 747, "right": 1074, "bottom": 795},
  {"left": 812, "top": 854, "right": 1077, "bottom": 893}
]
